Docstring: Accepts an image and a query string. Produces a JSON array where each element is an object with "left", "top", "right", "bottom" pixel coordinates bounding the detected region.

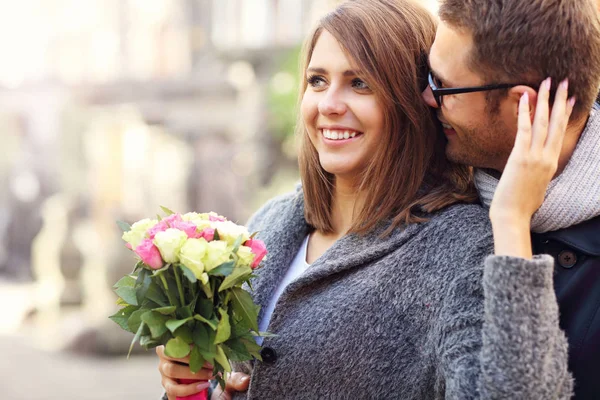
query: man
[{"left": 422, "top": 0, "right": 600, "bottom": 398}]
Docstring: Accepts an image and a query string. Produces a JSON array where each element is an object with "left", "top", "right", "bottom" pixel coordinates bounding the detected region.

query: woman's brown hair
[{"left": 298, "top": 0, "right": 477, "bottom": 235}]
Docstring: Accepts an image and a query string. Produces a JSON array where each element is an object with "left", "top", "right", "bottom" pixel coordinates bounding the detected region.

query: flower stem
[
  {"left": 159, "top": 273, "right": 178, "bottom": 307},
  {"left": 173, "top": 266, "right": 186, "bottom": 308}
]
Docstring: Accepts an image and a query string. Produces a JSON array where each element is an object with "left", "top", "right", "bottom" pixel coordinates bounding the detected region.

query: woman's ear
[{"left": 508, "top": 85, "right": 538, "bottom": 122}]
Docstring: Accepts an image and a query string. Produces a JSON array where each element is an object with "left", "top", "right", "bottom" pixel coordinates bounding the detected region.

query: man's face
[{"left": 422, "top": 21, "right": 517, "bottom": 171}]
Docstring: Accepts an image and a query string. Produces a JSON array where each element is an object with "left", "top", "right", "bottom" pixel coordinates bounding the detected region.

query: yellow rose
[
  {"left": 179, "top": 238, "right": 208, "bottom": 278},
  {"left": 153, "top": 228, "right": 188, "bottom": 263},
  {"left": 122, "top": 218, "right": 158, "bottom": 249},
  {"left": 202, "top": 240, "right": 231, "bottom": 271}
]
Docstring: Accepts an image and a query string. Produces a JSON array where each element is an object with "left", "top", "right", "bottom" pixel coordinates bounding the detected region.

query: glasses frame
[{"left": 428, "top": 72, "right": 532, "bottom": 107}]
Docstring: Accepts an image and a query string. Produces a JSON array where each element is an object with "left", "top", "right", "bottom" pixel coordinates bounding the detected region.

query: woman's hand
[
  {"left": 210, "top": 372, "right": 250, "bottom": 400},
  {"left": 156, "top": 345, "right": 214, "bottom": 400},
  {"left": 490, "top": 77, "right": 575, "bottom": 258}
]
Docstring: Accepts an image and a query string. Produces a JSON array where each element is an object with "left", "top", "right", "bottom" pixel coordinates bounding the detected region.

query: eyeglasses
[{"left": 428, "top": 71, "right": 531, "bottom": 107}]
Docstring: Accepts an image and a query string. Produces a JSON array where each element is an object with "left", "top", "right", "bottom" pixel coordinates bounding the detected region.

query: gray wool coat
[
  {"left": 160, "top": 187, "right": 573, "bottom": 399},
  {"left": 226, "top": 187, "right": 573, "bottom": 399}
]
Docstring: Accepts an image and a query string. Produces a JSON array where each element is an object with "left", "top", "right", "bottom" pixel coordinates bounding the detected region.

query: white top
[{"left": 257, "top": 234, "right": 311, "bottom": 344}]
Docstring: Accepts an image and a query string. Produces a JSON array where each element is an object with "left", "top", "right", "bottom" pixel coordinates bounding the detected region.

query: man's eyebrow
[
  {"left": 428, "top": 62, "right": 455, "bottom": 87},
  {"left": 306, "top": 67, "right": 362, "bottom": 77}
]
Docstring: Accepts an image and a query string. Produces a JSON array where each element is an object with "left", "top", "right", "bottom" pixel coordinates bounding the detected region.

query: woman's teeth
[
  {"left": 322, "top": 129, "right": 358, "bottom": 140},
  {"left": 441, "top": 122, "right": 453, "bottom": 130}
]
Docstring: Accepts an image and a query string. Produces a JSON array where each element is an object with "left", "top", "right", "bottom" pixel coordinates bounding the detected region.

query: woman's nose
[
  {"left": 318, "top": 89, "right": 348, "bottom": 116},
  {"left": 422, "top": 86, "right": 439, "bottom": 108}
]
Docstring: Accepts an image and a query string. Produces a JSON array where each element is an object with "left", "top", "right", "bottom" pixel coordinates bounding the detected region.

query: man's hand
[
  {"left": 210, "top": 372, "right": 250, "bottom": 400},
  {"left": 156, "top": 345, "right": 214, "bottom": 400}
]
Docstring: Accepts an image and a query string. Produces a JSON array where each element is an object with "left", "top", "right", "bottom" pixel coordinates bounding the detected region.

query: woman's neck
[{"left": 328, "top": 177, "right": 363, "bottom": 238}]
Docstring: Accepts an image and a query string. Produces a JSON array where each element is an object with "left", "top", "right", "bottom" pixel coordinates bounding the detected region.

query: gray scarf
[{"left": 475, "top": 107, "right": 600, "bottom": 233}]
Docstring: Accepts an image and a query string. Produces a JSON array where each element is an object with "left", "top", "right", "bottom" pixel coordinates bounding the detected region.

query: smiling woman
[
  {"left": 298, "top": 1, "right": 476, "bottom": 235},
  {"left": 156, "top": 0, "right": 573, "bottom": 399}
]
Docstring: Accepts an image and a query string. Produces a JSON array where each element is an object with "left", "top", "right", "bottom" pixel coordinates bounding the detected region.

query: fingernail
[
  {"left": 561, "top": 79, "right": 569, "bottom": 90},
  {"left": 522, "top": 92, "right": 529, "bottom": 103},
  {"left": 240, "top": 376, "right": 250, "bottom": 383},
  {"left": 569, "top": 96, "right": 577, "bottom": 107},
  {"left": 196, "top": 382, "right": 210, "bottom": 390},
  {"left": 544, "top": 77, "right": 552, "bottom": 90}
]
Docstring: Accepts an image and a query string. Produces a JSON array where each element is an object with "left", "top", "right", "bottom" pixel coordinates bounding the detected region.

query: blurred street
[{"left": 0, "top": 333, "right": 162, "bottom": 400}]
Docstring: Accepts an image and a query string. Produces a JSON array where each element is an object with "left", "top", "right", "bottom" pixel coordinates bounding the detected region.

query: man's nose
[{"left": 422, "top": 86, "right": 439, "bottom": 108}]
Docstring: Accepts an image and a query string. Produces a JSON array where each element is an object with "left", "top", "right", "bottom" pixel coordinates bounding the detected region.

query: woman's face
[{"left": 301, "top": 30, "right": 385, "bottom": 181}]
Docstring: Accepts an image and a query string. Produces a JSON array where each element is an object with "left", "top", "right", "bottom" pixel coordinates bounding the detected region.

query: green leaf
[
  {"left": 214, "top": 344, "right": 231, "bottom": 372},
  {"left": 241, "top": 337, "right": 262, "bottom": 360},
  {"left": 109, "top": 305, "right": 140, "bottom": 332},
  {"left": 253, "top": 331, "right": 277, "bottom": 338},
  {"left": 127, "top": 309, "right": 147, "bottom": 332},
  {"left": 165, "top": 336, "right": 191, "bottom": 358},
  {"left": 207, "top": 261, "right": 236, "bottom": 277},
  {"left": 113, "top": 275, "right": 136, "bottom": 289},
  {"left": 214, "top": 308, "right": 231, "bottom": 344},
  {"left": 175, "top": 325, "right": 194, "bottom": 344},
  {"left": 177, "top": 305, "right": 193, "bottom": 320},
  {"left": 135, "top": 269, "right": 152, "bottom": 305},
  {"left": 222, "top": 338, "right": 251, "bottom": 362},
  {"left": 140, "top": 335, "right": 161, "bottom": 349},
  {"left": 232, "top": 234, "right": 245, "bottom": 254},
  {"left": 145, "top": 280, "right": 169, "bottom": 307},
  {"left": 131, "top": 261, "right": 144, "bottom": 274},
  {"left": 195, "top": 298, "right": 214, "bottom": 319},
  {"left": 230, "top": 287, "right": 259, "bottom": 332},
  {"left": 141, "top": 311, "right": 169, "bottom": 339},
  {"left": 213, "top": 229, "right": 220, "bottom": 241},
  {"left": 179, "top": 265, "right": 197, "bottom": 283},
  {"left": 189, "top": 345, "right": 206, "bottom": 374},
  {"left": 127, "top": 321, "right": 145, "bottom": 358},
  {"left": 219, "top": 266, "right": 252, "bottom": 292},
  {"left": 192, "top": 323, "right": 210, "bottom": 349},
  {"left": 249, "top": 231, "right": 258, "bottom": 239},
  {"left": 115, "top": 286, "right": 138, "bottom": 306},
  {"left": 166, "top": 317, "right": 193, "bottom": 333},
  {"left": 117, "top": 220, "right": 132, "bottom": 232},
  {"left": 152, "top": 264, "right": 171, "bottom": 275},
  {"left": 160, "top": 206, "right": 176, "bottom": 216},
  {"left": 193, "top": 314, "right": 218, "bottom": 331},
  {"left": 153, "top": 305, "right": 177, "bottom": 315}
]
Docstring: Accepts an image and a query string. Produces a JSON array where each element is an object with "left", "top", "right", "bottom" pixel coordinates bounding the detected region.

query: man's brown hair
[
  {"left": 297, "top": 0, "right": 477, "bottom": 236},
  {"left": 439, "top": 0, "right": 600, "bottom": 120}
]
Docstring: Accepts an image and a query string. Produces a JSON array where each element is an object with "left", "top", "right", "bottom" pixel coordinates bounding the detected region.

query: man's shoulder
[{"left": 538, "top": 214, "right": 600, "bottom": 256}]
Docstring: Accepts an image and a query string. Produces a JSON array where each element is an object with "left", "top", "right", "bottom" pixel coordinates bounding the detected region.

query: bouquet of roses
[{"left": 109, "top": 207, "right": 268, "bottom": 400}]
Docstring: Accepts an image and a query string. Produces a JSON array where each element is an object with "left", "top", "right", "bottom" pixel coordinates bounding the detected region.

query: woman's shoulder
[{"left": 421, "top": 202, "right": 493, "bottom": 247}]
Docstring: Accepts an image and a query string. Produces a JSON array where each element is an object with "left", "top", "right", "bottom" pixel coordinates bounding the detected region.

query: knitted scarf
[{"left": 475, "top": 107, "right": 600, "bottom": 233}]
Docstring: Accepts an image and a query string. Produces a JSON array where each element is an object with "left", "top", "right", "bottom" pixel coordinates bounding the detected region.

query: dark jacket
[{"left": 533, "top": 215, "right": 600, "bottom": 399}]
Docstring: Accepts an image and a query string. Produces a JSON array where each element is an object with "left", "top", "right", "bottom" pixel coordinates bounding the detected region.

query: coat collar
[
  {"left": 251, "top": 189, "right": 422, "bottom": 316},
  {"left": 535, "top": 214, "right": 600, "bottom": 256}
]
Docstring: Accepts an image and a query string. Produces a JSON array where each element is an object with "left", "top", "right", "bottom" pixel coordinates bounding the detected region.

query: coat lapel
[{"left": 251, "top": 190, "right": 311, "bottom": 320}]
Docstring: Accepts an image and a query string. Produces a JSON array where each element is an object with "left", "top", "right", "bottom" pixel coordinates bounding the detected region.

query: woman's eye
[
  {"left": 352, "top": 78, "right": 370, "bottom": 90},
  {"left": 307, "top": 75, "right": 326, "bottom": 88}
]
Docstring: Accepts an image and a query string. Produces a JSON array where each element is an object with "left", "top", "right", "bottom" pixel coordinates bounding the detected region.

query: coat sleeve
[{"left": 437, "top": 252, "right": 573, "bottom": 399}]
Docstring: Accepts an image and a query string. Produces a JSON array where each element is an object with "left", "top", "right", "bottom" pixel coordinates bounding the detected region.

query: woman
[{"left": 157, "top": 0, "right": 574, "bottom": 399}]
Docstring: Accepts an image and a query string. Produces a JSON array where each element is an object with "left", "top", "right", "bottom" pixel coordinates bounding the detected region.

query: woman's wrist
[{"left": 490, "top": 212, "right": 533, "bottom": 259}]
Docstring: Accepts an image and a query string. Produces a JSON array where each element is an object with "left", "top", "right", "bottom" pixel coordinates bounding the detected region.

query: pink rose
[
  {"left": 147, "top": 214, "right": 184, "bottom": 238},
  {"left": 134, "top": 239, "right": 164, "bottom": 270},
  {"left": 200, "top": 227, "right": 215, "bottom": 242},
  {"left": 147, "top": 220, "right": 168, "bottom": 239},
  {"left": 172, "top": 220, "right": 198, "bottom": 238},
  {"left": 209, "top": 215, "right": 226, "bottom": 222},
  {"left": 244, "top": 239, "right": 268, "bottom": 269}
]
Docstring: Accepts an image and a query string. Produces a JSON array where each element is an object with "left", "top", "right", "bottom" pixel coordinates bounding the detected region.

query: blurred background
[{"left": 0, "top": 0, "right": 439, "bottom": 398}]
